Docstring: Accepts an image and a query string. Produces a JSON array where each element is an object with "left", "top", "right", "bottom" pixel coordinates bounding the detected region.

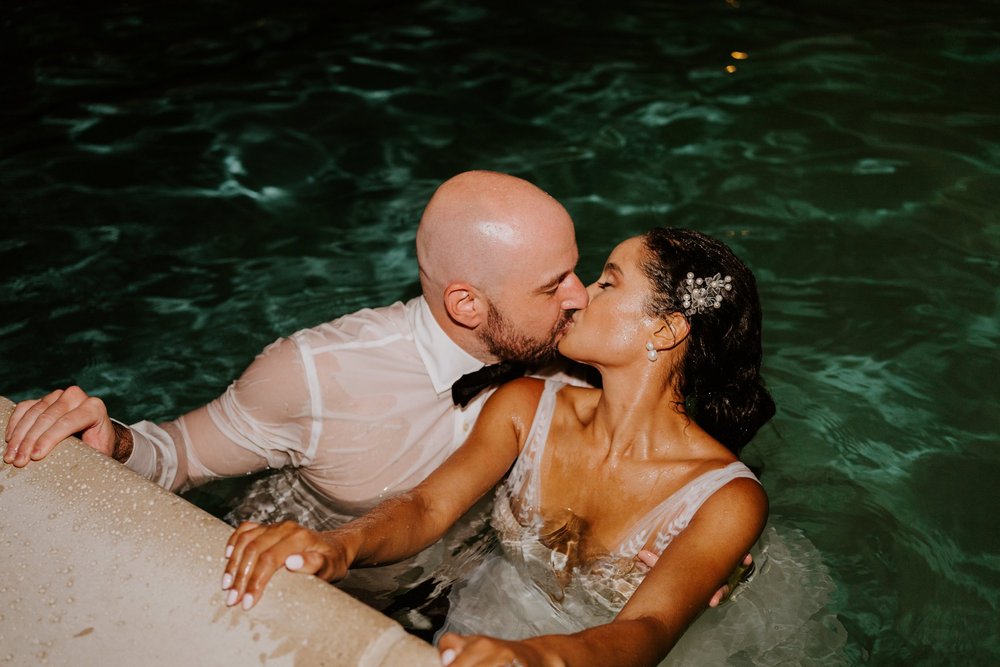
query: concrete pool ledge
[{"left": 0, "top": 395, "right": 440, "bottom": 666}]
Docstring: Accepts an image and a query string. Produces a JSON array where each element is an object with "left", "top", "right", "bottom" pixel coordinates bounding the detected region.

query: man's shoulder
[{"left": 290, "top": 300, "right": 414, "bottom": 350}]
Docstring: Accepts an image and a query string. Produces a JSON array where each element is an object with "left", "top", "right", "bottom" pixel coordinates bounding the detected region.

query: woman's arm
[
  {"left": 439, "top": 476, "right": 768, "bottom": 667},
  {"left": 221, "top": 378, "right": 544, "bottom": 610}
]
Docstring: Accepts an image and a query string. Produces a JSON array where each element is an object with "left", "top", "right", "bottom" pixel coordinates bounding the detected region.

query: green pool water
[{"left": 3, "top": 1, "right": 998, "bottom": 663}]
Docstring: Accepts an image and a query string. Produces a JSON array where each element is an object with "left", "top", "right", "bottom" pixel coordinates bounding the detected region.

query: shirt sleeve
[
  {"left": 121, "top": 418, "right": 178, "bottom": 487},
  {"left": 122, "top": 336, "right": 316, "bottom": 493}
]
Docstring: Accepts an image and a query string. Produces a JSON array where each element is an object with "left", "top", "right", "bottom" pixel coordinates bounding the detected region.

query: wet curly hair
[{"left": 640, "top": 227, "right": 775, "bottom": 455}]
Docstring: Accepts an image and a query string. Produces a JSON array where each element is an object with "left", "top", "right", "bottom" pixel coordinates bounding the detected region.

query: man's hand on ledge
[{"left": 3, "top": 386, "right": 122, "bottom": 467}]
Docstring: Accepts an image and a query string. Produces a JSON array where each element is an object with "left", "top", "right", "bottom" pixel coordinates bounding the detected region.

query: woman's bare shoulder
[
  {"left": 485, "top": 377, "right": 547, "bottom": 415},
  {"left": 699, "top": 472, "right": 769, "bottom": 527}
]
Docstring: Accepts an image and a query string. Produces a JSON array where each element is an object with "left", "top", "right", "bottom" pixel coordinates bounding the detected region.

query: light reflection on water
[{"left": 3, "top": 0, "right": 998, "bottom": 663}]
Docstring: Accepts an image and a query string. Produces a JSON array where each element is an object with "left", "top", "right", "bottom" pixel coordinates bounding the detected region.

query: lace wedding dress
[{"left": 439, "top": 381, "right": 849, "bottom": 665}]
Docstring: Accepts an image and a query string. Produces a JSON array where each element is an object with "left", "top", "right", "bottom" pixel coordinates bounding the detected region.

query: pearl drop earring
[{"left": 645, "top": 342, "right": 658, "bottom": 362}]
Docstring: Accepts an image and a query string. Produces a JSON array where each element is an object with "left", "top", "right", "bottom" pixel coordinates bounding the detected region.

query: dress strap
[
  {"left": 500, "top": 379, "right": 564, "bottom": 520},
  {"left": 615, "top": 461, "right": 759, "bottom": 556}
]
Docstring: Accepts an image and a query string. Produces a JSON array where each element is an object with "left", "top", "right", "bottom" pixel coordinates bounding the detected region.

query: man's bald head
[
  {"left": 415, "top": 170, "right": 587, "bottom": 364},
  {"left": 416, "top": 171, "right": 574, "bottom": 297}
]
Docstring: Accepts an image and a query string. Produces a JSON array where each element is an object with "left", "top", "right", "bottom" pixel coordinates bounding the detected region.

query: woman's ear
[
  {"left": 444, "top": 283, "right": 486, "bottom": 329},
  {"left": 652, "top": 312, "right": 690, "bottom": 350}
]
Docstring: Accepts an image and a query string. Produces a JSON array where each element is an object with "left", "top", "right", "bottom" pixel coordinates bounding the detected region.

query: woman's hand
[
  {"left": 222, "top": 520, "right": 351, "bottom": 610},
  {"left": 438, "top": 632, "right": 544, "bottom": 667}
]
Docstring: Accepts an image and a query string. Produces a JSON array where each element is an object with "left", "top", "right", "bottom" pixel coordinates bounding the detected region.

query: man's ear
[
  {"left": 652, "top": 312, "right": 690, "bottom": 350},
  {"left": 444, "top": 282, "right": 486, "bottom": 329}
]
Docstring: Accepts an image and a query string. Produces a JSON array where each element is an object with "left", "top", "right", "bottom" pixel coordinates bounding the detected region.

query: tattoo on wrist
[{"left": 110, "top": 421, "right": 134, "bottom": 463}]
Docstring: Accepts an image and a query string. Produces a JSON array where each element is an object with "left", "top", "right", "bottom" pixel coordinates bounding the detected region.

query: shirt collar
[{"left": 408, "top": 296, "right": 484, "bottom": 396}]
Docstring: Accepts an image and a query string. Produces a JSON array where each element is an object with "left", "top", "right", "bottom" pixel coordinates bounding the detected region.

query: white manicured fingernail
[
  {"left": 225, "top": 545, "right": 233, "bottom": 558},
  {"left": 285, "top": 554, "right": 304, "bottom": 571},
  {"left": 241, "top": 594, "right": 254, "bottom": 610},
  {"left": 221, "top": 573, "right": 233, "bottom": 590},
  {"left": 226, "top": 589, "right": 239, "bottom": 606},
  {"left": 440, "top": 648, "right": 456, "bottom": 666}
]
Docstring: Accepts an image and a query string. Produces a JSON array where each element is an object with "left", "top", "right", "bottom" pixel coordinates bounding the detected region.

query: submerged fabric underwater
[{"left": 3, "top": 1, "right": 998, "bottom": 663}]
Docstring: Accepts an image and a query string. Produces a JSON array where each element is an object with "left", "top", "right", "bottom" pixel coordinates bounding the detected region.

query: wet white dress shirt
[{"left": 124, "top": 296, "right": 491, "bottom": 513}]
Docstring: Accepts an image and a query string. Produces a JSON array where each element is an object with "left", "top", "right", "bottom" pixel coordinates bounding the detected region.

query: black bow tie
[{"left": 451, "top": 361, "right": 526, "bottom": 407}]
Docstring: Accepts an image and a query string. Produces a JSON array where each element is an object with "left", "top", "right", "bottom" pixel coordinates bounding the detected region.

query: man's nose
[{"left": 560, "top": 273, "right": 589, "bottom": 310}]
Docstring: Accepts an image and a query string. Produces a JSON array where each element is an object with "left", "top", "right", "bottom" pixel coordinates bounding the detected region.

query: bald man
[{"left": 4, "top": 171, "right": 589, "bottom": 527}]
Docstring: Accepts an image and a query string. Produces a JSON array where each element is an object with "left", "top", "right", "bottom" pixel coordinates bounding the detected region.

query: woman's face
[{"left": 558, "top": 236, "right": 659, "bottom": 367}]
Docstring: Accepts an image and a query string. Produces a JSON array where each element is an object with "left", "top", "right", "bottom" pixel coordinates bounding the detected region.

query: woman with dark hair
[
  {"left": 639, "top": 227, "right": 775, "bottom": 454},
  {"left": 222, "top": 228, "right": 782, "bottom": 666}
]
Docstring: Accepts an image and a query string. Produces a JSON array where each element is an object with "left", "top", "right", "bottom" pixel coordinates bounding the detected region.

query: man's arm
[
  {"left": 3, "top": 336, "right": 311, "bottom": 494},
  {"left": 109, "top": 419, "right": 134, "bottom": 461}
]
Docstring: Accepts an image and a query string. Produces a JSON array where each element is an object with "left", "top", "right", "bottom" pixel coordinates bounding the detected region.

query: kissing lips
[{"left": 554, "top": 313, "right": 578, "bottom": 341}]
